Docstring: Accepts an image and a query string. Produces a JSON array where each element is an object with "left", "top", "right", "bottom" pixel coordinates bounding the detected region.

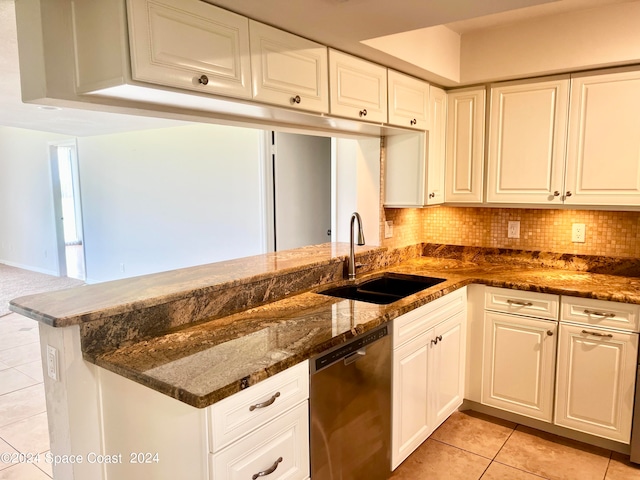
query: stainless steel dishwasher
[{"left": 310, "top": 324, "right": 391, "bottom": 480}]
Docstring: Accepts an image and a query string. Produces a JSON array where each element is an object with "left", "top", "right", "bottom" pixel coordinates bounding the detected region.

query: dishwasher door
[{"left": 310, "top": 325, "right": 391, "bottom": 480}]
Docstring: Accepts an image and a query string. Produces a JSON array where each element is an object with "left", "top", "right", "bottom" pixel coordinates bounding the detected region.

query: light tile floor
[
  {"left": 393, "top": 410, "right": 640, "bottom": 480},
  {"left": 0, "top": 312, "right": 52, "bottom": 479}
]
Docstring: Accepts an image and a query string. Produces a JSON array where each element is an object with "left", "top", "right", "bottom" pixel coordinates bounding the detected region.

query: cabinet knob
[
  {"left": 566, "top": 191, "right": 573, "bottom": 197},
  {"left": 547, "top": 330, "right": 554, "bottom": 336},
  {"left": 410, "top": 118, "right": 417, "bottom": 126},
  {"left": 291, "top": 95, "right": 301, "bottom": 104},
  {"left": 553, "top": 191, "right": 560, "bottom": 197},
  {"left": 197, "top": 75, "right": 209, "bottom": 85},
  {"left": 429, "top": 192, "right": 435, "bottom": 199},
  {"left": 359, "top": 109, "right": 367, "bottom": 117}
]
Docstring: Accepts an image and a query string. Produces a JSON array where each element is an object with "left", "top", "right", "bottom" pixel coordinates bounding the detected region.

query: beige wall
[
  {"left": 460, "top": 1, "right": 640, "bottom": 84},
  {"left": 383, "top": 207, "right": 640, "bottom": 258}
]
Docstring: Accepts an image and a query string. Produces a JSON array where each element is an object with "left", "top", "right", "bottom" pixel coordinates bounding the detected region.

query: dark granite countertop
[{"left": 84, "top": 254, "right": 640, "bottom": 408}]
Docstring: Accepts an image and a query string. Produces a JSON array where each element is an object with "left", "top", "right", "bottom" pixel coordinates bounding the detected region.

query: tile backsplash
[{"left": 383, "top": 207, "right": 640, "bottom": 258}]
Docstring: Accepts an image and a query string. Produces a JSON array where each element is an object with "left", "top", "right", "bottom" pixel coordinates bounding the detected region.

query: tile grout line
[{"left": 601, "top": 450, "right": 613, "bottom": 480}]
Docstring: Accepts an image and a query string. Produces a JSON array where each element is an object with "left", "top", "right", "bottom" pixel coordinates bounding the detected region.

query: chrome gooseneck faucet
[{"left": 348, "top": 212, "right": 365, "bottom": 280}]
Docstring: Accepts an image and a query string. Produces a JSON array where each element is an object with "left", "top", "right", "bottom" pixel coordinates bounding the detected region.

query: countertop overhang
[{"left": 80, "top": 255, "right": 640, "bottom": 408}]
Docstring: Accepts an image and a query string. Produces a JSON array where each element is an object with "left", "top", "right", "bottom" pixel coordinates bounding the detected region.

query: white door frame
[
  {"left": 260, "top": 131, "right": 336, "bottom": 253},
  {"left": 48, "top": 139, "right": 86, "bottom": 278}
]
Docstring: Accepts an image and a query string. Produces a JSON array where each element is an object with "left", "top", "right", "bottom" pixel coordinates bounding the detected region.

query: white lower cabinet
[
  {"left": 555, "top": 324, "right": 638, "bottom": 443},
  {"left": 210, "top": 401, "right": 309, "bottom": 480},
  {"left": 98, "top": 360, "right": 309, "bottom": 480},
  {"left": 478, "top": 286, "right": 640, "bottom": 446},
  {"left": 208, "top": 361, "right": 310, "bottom": 480},
  {"left": 392, "top": 289, "right": 466, "bottom": 470},
  {"left": 482, "top": 311, "right": 557, "bottom": 422}
]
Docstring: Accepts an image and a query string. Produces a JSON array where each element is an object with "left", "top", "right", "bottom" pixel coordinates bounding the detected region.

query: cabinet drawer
[
  {"left": 561, "top": 296, "right": 640, "bottom": 332},
  {"left": 393, "top": 287, "right": 466, "bottom": 348},
  {"left": 209, "top": 361, "right": 309, "bottom": 452},
  {"left": 485, "top": 287, "right": 559, "bottom": 320},
  {"left": 210, "top": 401, "right": 309, "bottom": 480}
]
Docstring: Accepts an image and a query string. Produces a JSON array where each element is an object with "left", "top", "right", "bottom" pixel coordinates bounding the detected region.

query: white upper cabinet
[
  {"left": 565, "top": 69, "right": 640, "bottom": 206},
  {"left": 126, "top": 0, "right": 252, "bottom": 98},
  {"left": 249, "top": 21, "right": 328, "bottom": 113},
  {"left": 387, "top": 70, "right": 429, "bottom": 130},
  {"left": 385, "top": 133, "right": 429, "bottom": 207},
  {"left": 445, "top": 87, "right": 486, "bottom": 203},
  {"left": 329, "top": 50, "right": 388, "bottom": 123},
  {"left": 487, "top": 77, "right": 570, "bottom": 204},
  {"left": 428, "top": 86, "right": 447, "bottom": 205}
]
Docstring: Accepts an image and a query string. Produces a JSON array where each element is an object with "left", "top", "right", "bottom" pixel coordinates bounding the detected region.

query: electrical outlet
[
  {"left": 572, "top": 223, "right": 586, "bottom": 243},
  {"left": 46, "top": 345, "right": 58, "bottom": 381},
  {"left": 508, "top": 221, "right": 520, "bottom": 239},
  {"left": 385, "top": 220, "right": 393, "bottom": 239}
]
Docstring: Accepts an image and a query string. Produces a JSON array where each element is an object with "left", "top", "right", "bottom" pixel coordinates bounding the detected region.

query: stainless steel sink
[{"left": 319, "top": 273, "right": 446, "bottom": 305}]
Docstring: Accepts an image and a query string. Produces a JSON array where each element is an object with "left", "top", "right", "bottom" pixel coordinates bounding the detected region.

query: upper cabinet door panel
[
  {"left": 127, "top": 0, "right": 252, "bottom": 98},
  {"left": 487, "top": 78, "right": 569, "bottom": 204},
  {"left": 329, "top": 50, "right": 388, "bottom": 123},
  {"left": 249, "top": 21, "right": 328, "bottom": 114},
  {"left": 427, "top": 86, "right": 447, "bottom": 205},
  {"left": 445, "top": 88, "right": 486, "bottom": 203},
  {"left": 565, "top": 69, "right": 640, "bottom": 206},
  {"left": 388, "top": 70, "right": 429, "bottom": 130}
]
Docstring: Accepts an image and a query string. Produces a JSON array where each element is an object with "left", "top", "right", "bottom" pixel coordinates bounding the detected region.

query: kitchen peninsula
[{"left": 10, "top": 242, "right": 640, "bottom": 480}]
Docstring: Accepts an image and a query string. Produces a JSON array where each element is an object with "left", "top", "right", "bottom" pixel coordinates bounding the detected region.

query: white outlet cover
[
  {"left": 508, "top": 221, "right": 520, "bottom": 239},
  {"left": 572, "top": 223, "right": 586, "bottom": 243},
  {"left": 46, "top": 345, "right": 58, "bottom": 381},
  {"left": 385, "top": 220, "right": 393, "bottom": 239}
]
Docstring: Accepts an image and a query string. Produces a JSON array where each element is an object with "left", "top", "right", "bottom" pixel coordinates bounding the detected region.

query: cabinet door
[
  {"left": 384, "top": 132, "right": 428, "bottom": 207},
  {"left": 565, "top": 69, "right": 640, "bottom": 206},
  {"left": 445, "top": 88, "right": 486, "bottom": 203},
  {"left": 127, "top": 0, "right": 252, "bottom": 98},
  {"left": 392, "top": 332, "right": 431, "bottom": 470},
  {"left": 482, "top": 312, "right": 557, "bottom": 422},
  {"left": 487, "top": 78, "right": 569, "bottom": 204},
  {"left": 555, "top": 324, "right": 638, "bottom": 443},
  {"left": 249, "top": 21, "right": 328, "bottom": 113},
  {"left": 427, "top": 86, "right": 447, "bottom": 205},
  {"left": 431, "top": 311, "right": 466, "bottom": 428},
  {"left": 329, "top": 49, "right": 387, "bottom": 123},
  {"left": 388, "top": 70, "right": 429, "bottom": 130}
]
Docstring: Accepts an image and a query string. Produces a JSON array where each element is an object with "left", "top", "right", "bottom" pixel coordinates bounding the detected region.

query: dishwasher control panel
[{"left": 314, "top": 325, "right": 388, "bottom": 372}]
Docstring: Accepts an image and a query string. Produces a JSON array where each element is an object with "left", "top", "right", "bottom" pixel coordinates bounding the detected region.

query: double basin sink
[{"left": 319, "top": 273, "right": 446, "bottom": 305}]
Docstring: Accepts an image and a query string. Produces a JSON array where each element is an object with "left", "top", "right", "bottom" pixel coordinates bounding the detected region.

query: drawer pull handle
[
  {"left": 507, "top": 300, "right": 533, "bottom": 307},
  {"left": 359, "top": 109, "right": 367, "bottom": 117},
  {"left": 291, "top": 95, "right": 301, "bottom": 104},
  {"left": 547, "top": 330, "right": 554, "bottom": 336},
  {"left": 581, "top": 329, "right": 613, "bottom": 338},
  {"left": 198, "top": 74, "right": 209, "bottom": 85},
  {"left": 249, "top": 392, "right": 280, "bottom": 411},
  {"left": 252, "top": 457, "right": 283, "bottom": 479},
  {"left": 583, "top": 309, "right": 616, "bottom": 318},
  {"left": 430, "top": 335, "right": 443, "bottom": 345}
]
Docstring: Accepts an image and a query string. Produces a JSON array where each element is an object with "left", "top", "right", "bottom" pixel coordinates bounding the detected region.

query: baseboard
[
  {"left": 0, "top": 259, "right": 59, "bottom": 277},
  {"left": 461, "top": 399, "right": 631, "bottom": 455}
]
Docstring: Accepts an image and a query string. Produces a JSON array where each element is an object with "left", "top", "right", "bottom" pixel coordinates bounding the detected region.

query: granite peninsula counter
[{"left": 10, "top": 243, "right": 640, "bottom": 410}]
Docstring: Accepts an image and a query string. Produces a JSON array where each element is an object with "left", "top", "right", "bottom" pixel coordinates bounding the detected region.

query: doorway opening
[
  {"left": 267, "top": 131, "right": 332, "bottom": 252},
  {"left": 50, "top": 141, "right": 86, "bottom": 280}
]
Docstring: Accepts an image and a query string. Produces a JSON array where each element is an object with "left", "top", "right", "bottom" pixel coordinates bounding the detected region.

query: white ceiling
[{"left": 0, "top": 0, "right": 634, "bottom": 137}]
